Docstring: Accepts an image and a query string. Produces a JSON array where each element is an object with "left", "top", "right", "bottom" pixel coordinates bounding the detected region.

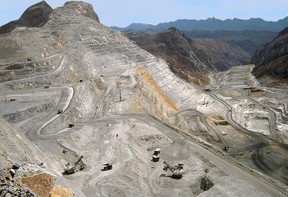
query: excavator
[
  {"left": 64, "top": 155, "right": 84, "bottom": 174},
  {"left": 163, "top": 161, "right": 184, "bottom": 179}
]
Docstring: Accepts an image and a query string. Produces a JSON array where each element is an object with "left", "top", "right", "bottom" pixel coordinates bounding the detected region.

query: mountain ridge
[{"left": 112, "top": 17, "right": 288, "bottom": 32}]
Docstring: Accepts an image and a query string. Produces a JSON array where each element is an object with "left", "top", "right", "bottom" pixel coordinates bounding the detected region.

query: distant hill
[
  {"left": 112, "top": 23, "right": 154, "bottom": 31},
  {"left": 251, "top": 27, "right": 288, "bottom": 83},
  {"left": 185, "top": 30, "right": 277, "bottom": 70},
  {"left": 112, "top": 17, "right": 288, "bottom": 32},
  {"left": 184, "top": 30, "right": 277, "bottom": 44}
]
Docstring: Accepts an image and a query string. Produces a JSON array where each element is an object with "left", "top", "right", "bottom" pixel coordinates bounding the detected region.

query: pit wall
[
  {"left": 136, "top": 59, "right": 201, "bottom": 125},
  {"left": 136, "top": 67, "right": 178, "bottom": 124},
  {"left": 135, "top": 59, "right": 213, "bottom": 128}
]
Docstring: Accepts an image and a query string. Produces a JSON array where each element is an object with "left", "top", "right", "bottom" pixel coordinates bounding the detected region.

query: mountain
[
  {"left": 251, "top": 27, "right": 288, "bottom": 83},
  {"left": 193, "top": 38, "right": 257, "bottom": 70},
  {"left": 125, "top": 28, "right": 266, "bottom": 72},
  {"left": 125, "top": 27, "right": 216, "bottom": 84},
  {"left": 112, "top": 17, "right": 288, "bottom": 32},
  {"left": 112, "top": 23, "right": 154, "bottom": 31},
  {"left": 0, "top": 1, "right": 53, "bottom": 34}
]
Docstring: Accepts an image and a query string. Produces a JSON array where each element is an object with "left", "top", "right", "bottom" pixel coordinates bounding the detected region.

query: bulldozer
[
  {"left": 163, "top": 161, "right": 184, "bottom": 179},
  {"left": 64, "top": 155, "right": 84, "bottom": 174}
]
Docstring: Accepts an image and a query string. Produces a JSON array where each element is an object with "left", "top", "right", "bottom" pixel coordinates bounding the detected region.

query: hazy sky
[{"left": 0, "top": 0, "right": 287, "bottom": 27}]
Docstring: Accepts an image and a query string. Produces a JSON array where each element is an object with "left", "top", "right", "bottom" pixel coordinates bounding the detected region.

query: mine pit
[{"left": 0, "top": 1, "right": 287, "bottom": 197}]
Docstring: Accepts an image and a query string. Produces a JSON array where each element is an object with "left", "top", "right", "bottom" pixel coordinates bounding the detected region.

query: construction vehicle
[
  {"left": 101, "top": 163, "right": 113, "bottom": 171},
  {"left": 64, "top": 155, "right": 84, "bottom": 174},
  {"left": 152, "top": 148, "right": 160, "bottom": 162},
  {"left": 223, "top": 146, "right": 229, "bottom": 151},
  {"left": 163, "top": 161, "right": 184, "bottom": 179}
]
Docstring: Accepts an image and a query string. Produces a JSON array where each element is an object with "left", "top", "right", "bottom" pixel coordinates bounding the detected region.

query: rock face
[
  {"left": 251, "top": 27, "right": 288, "bottom": 80},
  {"left": 0, "top": 1, "right": 53, "bottom": 34},
  {"left": 62, "top": 1, "right": 99, "bottom": 22},
  {"left": 126, "top": 27, "right": 216, "bottom": 84}
]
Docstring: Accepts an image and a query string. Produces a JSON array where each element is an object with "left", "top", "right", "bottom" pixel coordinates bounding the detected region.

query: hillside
[
  {"left": 194, "top": 38, "right": 256, "bottom": 70},
  {"left": 125, "top": 27, "right": 216, "bottom": 84},
  {"left": 112, "top": 17, "right": 288, "bottom": 32},
  {"left": 125, "top": 28, "right": 263, "bottom": 72},
  {"left": 251, "top": 27, "right": 288, "bottom": 84},
  {"left": 189, "top": 30, "right": 276, "bottom": 69}
]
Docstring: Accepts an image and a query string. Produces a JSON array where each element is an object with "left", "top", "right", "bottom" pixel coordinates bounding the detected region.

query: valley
[{"left": 0, "top": 1, "right": 287, "bottom": 197}]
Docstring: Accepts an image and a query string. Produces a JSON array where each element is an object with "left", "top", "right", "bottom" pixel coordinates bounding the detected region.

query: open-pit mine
[{"left": 0, "top": 1, "right": 287, "bottom": 197}]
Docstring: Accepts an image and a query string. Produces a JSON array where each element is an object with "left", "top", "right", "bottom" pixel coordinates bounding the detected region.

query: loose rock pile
[
  {"left": 0, "top": 164, "right": 36, "bottom": 197},
  {"left": 200, "top": 175, "right": 214, "bottom": 191}
]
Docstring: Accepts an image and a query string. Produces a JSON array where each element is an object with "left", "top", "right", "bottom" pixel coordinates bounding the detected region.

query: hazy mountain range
[{"left": 112, "top": 17, "right": 288, "bottom": 32}]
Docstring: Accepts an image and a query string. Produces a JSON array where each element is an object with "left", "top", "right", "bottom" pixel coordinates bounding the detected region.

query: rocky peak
[
  {"left": 0, "top": 1, "right": 53, "bottom": 34},
  {"left": 50, "top": 1, "right": 99, "bottom": 23},
  {"left": 168, "top": 27, "right": 193, "bottom": 43},
  {"left": 19, "top": 1, "right": 53, "bottom": 26},
  {"left": 155, "top": 27, "right": 211, "bottom": 68},
  {"left": 64, "top": 1, "right": 99, "bottom": 22}
]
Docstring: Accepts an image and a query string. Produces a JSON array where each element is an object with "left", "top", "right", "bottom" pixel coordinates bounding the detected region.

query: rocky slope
[
  {"left": 251, "top": 27, "right": 288, "bottom": 82},
  {"left": 0, "top": 1, "right": 53, "bottom": 34},
  {"left": 125, "top": 28, "right": 259, "bottom": 74},
  {"left": 194, "top": 38, "right": 255, "bottom": 70},
  {"left": 126, "top": 27, "right": 216, "bottom": 84},
  {"left": 186, "top": 30, "right": 277, "bottom": 68}
]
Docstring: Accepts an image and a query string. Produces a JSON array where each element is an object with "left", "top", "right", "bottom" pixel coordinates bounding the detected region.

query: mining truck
[
  {"left": 163, "top": 161, "right": 184, "bottom": 179},
  {"left": 152, "top": 148, "right": 160, "bottom": 162},
  {"left": 101, "top": 163, "right": 113, "bottom": 171},
  {"left": 64, "top": 155, "right": 84, "bottom": 174}
]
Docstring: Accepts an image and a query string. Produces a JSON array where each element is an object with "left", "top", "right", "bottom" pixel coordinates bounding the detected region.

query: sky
[{"left": 0, "top": 0, "right": 288, "bottom": 27}]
